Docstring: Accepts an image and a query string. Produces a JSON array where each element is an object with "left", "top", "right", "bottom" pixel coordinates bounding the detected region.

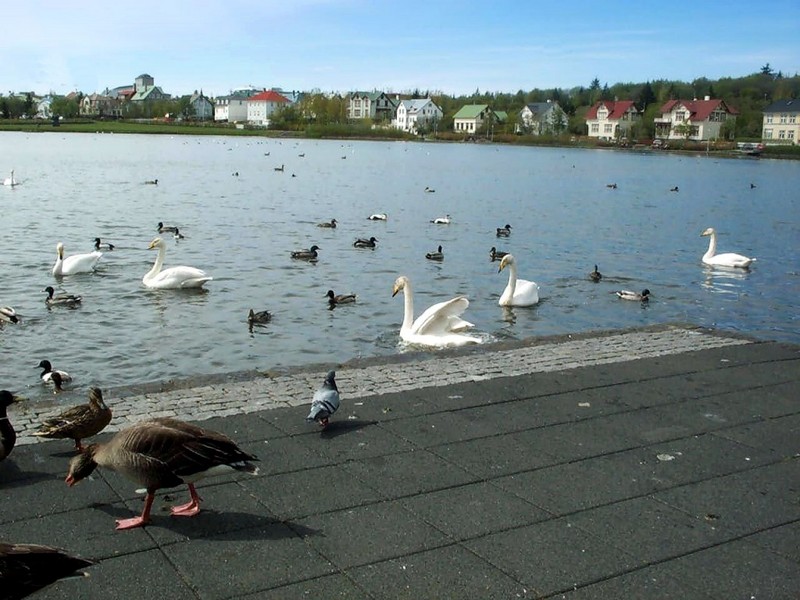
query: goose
[
  {"left": 367, "top": 213, "right": 387, "bottom": 221},
  {"left": 274, "top": 164, "right": 285, "bottom": 172},
  {"left": 425, "top": 245, "right": 444, "bottom": 261},
  {"left": 424, "top": 186, "right": 436, "bottom": 193},
  {"left": 33, "top": 387, "right": 112, "bottom": 451},
  {"left": 353, "top": 237, "right": 378, "bottom": 249},
  {"left": 0, "top": 306, "right": 19, "bottom": 323},
  {"left": 615, "top": 289, "right": 650, "bottom": 302},
  {"left": 1, "top": 390, "right": 21, "bottom": 462},
  {"left": 431, "top": 215, "right": 451, "bottom": 224},
  {"left": 173, "top": 228, "right": 185, "bottom": 240},
  {"left": 247, "top": 308, "right": 272, "bottom": 325},
  {"left": 0, "top": 542, "right": 94, "bottom": 598},
  {"left": 391, "top": 275, "right": 481, "bottom": 347},
  {"left": 52, "top": 242, "right": 102, "bottom": 276},
  {"left": 700, "top": 227, "right": 755, "bottom": 268},
  {"left": 157, "top": 222, "right": 177, "bottom": 233},
  {"left": 590, "top": 265, "right": 602, "bottom": 282},
  {"left": 36, "top": 359, "right": 72, "bottom": 385},
  {"left": 290, "top": 245, "right": 320, "bottom": 260},
  {"left": 306, "top": 370, "right": 340, "bottom": 429},
  {"left": 44, "top": 286, "right": 82, "bottom": 306},
  {"left": 489, "top": 247, "right": 508, "bottom": 262},
  {"left": 65, "top": 417, "right": 259, "bottom": 530},
  {"left": 94, "top": 237, "right": 115, "bottom": 251},
  {"left": 496, "top": 224, "right": 512, "bottom": 237},
  {"left": 326, "top": 289, "right": 357, "bottom": 305},
  {"left": 144, "top": 179, "right": 158, "bottom": 185},
  {"left": 3, "top": 169, "right": 18, "bottom": 187},
  {"left": 317, "top": 219, "right": 337, "bottom": 228},
  {"left": 498, "top": 254, "right": 540, "bottom": 307},
  {"left": 143, "top": 237, "right": 212, "bottom": 289}
]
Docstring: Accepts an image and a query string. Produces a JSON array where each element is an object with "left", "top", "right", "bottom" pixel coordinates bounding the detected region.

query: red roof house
[
  {"left": 655, "top": 97, "right": 737, "bottom": 141},
  {"left": 585, "top": 100, "right": 639, "bottom": 140}
]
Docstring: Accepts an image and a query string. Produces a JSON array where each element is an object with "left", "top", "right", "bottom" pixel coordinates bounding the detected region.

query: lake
[{"left": 1, "top": 131, "right": 798, "bottom": 402}]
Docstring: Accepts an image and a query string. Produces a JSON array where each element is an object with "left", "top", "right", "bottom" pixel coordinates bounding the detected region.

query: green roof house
[{"left": 452, "top": 104, "right": 496, "bottom": 134}]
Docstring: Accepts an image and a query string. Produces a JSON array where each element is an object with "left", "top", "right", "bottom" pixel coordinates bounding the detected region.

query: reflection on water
[{"left": 0, "top": 132, "right": 798, "bottom": 402}]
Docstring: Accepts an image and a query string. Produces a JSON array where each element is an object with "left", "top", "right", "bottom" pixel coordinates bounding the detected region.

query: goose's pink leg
[
  {"left": 170, "top": 484, "right": 202, "bottom": 517},
  {"left": 116, "top": 493, "right": 154, "bottom": 530}
]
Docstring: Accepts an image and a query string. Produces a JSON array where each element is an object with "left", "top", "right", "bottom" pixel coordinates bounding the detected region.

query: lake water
[{"left": 1, "top": 131, "right": 798, "bottom": 403}]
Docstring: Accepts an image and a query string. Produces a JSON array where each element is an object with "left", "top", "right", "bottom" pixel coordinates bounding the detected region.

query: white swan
[
  {"left": 498, "top": 254, "right": 539, "bottom": 307},
  {"left": 143, "top": 237, "right": 212, "bottom": 289},
  {"left": 431, "top": 214, "right": 451, "bottom": 224},
  {"left": 52, "top": 242, "right": 102, "bottom": 276},
  {"left": 700, "top": 227, "right": 755, "bottom": 268},
  {"left": 3, "top": 169, "right": 18, "bottom": 187},
  {"left": 368, "top": 213, "right": 388, "bottom": 221},
  {"left": 392, "top": 275, "right": 481, "bottom": 347}
]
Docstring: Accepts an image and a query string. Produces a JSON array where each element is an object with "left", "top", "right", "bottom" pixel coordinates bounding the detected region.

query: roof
[
  {"left": 350, "top": 91, "right": 387, "bottom": 101},
  {"left": 130, "top": 86, "right": 166, "bottom": 102},
  {"left": 249, "top": 90, "right": 289, "bottom": 103},
  {"left": 586, "top": 100, "right": 637, "bottom": 120},
  {"left": 524, "top": 102, "right": 558, "bottom": 115},
  {"left": 659, "top": 99, "right": 738, "bottom": 121},
  {"left": 453, "top": 104, "right": 490, "bottom": 119},
  {"left": 763, "top": 99, "right": 800, "bottom": 113},
  {"left": 400, "top": 98, "right": 439, "bottom": 113}
]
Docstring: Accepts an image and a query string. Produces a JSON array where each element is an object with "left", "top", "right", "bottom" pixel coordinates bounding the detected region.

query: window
[
  {"left": 779, "top": 130, "right": 786, "bottom": 139},
  {"left": 591, "top": 123, "right": 599, "bottom": 133},
  {"left": 766, "top": 115, "right": 773, "bottom": 124},
  {"left": 764, "top": 129, "right": 773, "bottom": 139},
  {"left": 789, "top": 131, "right": 795, "bottom": 140},
  {"left": 780, "top": 114, "right": 787, "bottom": 124},
  {"left": 790, "top": 115, "right": 797, "bottom": 124},
  {"left": 604, "top": 123, "right": 613, "bottom": 133}
]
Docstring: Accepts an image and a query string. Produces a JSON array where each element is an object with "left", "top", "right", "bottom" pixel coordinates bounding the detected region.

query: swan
[
  {"left": 291, "top": 245, "right": 320, "bottom": 260},
  {"left": 615, "top": 289, "right": 650, "bottom": 302},
  {"left": 3, "top": 169, "right": 18, "bottom": 187},
  {"left": 496, "top": 224, "right": 512, "bottom": 237},
  {"left": 391, "top": 275, "right": 481, "bottom": 347},
  {"left": 498, "top": 254, "right": 540, "bottom": 307},
  {"left": 353, "top": 237, "right": 378, "bottom": 249},
  {"left": 431, "top": 215, "right": 451, "bottom": 224},
  {"left": 143, "top": 237, "right": 212, "bottom": 289},
  {"left": 157, "top": 222, "right": 177, "bottom": 233},
  {"left": 700, "top": 228, "right": 755, "bottom": 268},
  {"left": 44, "top": 286, "right": 82, "bottom": 306},
  {"left": 367, "top": 213, "right": 387, "bottom": 221},
  {"left": 94, "top": 238, "right": 115, "bottom": 251},
  {"left": 52, "top": 242, "right": 102, "bottom": 276},
  {"left": 0, "top": 306, "right": 19, "bottom": 323},
  {"left": 317, "top": 219, "right": 337, "bottom": 228},
  {"left": 489, "top": 247, "right": 508, "bottom": 262},
  {"left": 589, "top": 265, "right": 602, "bottom": 282},
  {"left": 326, "top": 290, "right": 357, "bottom": 305}
]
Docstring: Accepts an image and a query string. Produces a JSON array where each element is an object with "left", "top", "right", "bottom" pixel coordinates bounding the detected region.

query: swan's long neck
[
  {"left": 145, "top": 244, "right": 166, "bottom": 280},
  {"left": 704, "top": 232, "right": 717, "bottom": 261},
  {"left": 401, "top": 284, "right": 415, "bottom": 332},
  {"left": 505, "top": 262, "right": 518, "bottom": 295}
]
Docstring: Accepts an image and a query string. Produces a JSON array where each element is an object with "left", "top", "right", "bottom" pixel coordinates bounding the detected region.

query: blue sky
[{"left": 2, "top": 0, "right": 798, "bottom": 98}]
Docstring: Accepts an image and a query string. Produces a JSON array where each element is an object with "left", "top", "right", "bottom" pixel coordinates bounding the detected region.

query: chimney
[{"left": 704, "top": 95, "right": 710, "bottom": 101}]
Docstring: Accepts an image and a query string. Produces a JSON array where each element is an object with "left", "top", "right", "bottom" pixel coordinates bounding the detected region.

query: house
[
  {"left": 80, "top": 93, "right": 121, "bottom": 117},
  {"left": 452, "top": 104, "right": 496, "bottom": 134},
  {"left": 518, "top": 100, "right": 568, "bottom": 135},
  {"left": 585, "top": 100, "right": 639, "bottom": 140},
  {"left": 129, "top": 74, "right": 170, "bottom": 104},
  {"left": 214, "top": 88, "right": 260, "bottom": 122},
  {"left": 762, "top": 99, "right": 799, "bottom": 145},
  {"left": 188, "top": 90, "right": 214, "bottom": 120},
  {"left": 393, "top": 98, "right": 443, "bottom": 134},
  {"left": 654, "top": 97, "right": 737, "bottom": 141},
  {"left": 246, "top": 90, "right": 290, "bottom": 126},
  {"left": 347, "top": 91, "right": 396, "bottom": 121}
]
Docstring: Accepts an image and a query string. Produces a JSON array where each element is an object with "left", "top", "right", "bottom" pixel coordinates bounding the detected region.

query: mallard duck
[
  {"left": 94, "top": 237, "right": 115, "bottom": 251},
  {"left": 0, "top": 542, "right": 94, "bottom": 598},
  {"left": 426, "top": 245, "right": 444, "bottom": 261},
  {"left": 44, "top": 286, "right": 82, "bottom": 306},
  {"left": 33, "top": 387, "right": 112, "bottom": 451},
  {"left": 431, "top": 215, "right": 451, "bottom": 224},
  {"left": 670, "top": 186, "right": 679, "bottom": 192},
  {"left": 36, "top": 360, "right": 72, "bottom": 385},
  {"left": 353, "top": 237, "right": 378, "bottom": 249},
  {"left": 424, "top": 186, "right": 435, "bottom": 193},
  {"left": 700, "top": 227, "right": 755, "bottom": 268},
  {"left": 489, "top": 247, "right": 508, "bottom": 262},
  {"left": 0, "top": 306, "right": 19, "bottom": 323},
  {"left": 247, "top": 308, "right": 272, "bottom": 325},
  {"left": 306, "top": 371, "right": 340, "bottom": 428},
  {"left": 52, "top": 242, "right": 102, "bottom": 276},
  {"left": 496, "top": 224, "right": 512, "bottom": 237},
  {"left": 157, "top": 222, "right": 177, "bottom": 233},
  {"left": 615, "top": 289, "right": 650, "bottom": 302},
  {"left": 367, "top": 213, "right": 387, "bottom": 221},
  {"left": 590, "top": 265, "right": 602, "bottom": 282},
  {"left": 65, "top": 417, "right": 259, "bottom": 530},
  {"left": 325, "top": 290, "right": 357, "bottom": 306},
  {"left": 317, "top": 219, "right": 337, "bottom": 228},
  {"left": 606, "top": 183, "right": 617, "bottom": 189},
  {"left": 1, "top": 390, "right": 21, "bottom": 462},
  {"left": 290, "top": 245, "right": 320, "bottom": 260},
  {"left": 498, "top": 254, "right": 540, "bottom": 307}
]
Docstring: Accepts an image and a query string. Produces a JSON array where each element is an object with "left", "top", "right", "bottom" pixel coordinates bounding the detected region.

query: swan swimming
[
  {"left": 52, "top": 242, "right": 102, "bottom": 276},
  {"left": 391, "top": 275, "right": 481, "bottom": 347},
  {"left": 700, "top": 227, "right": 755, "bottom": 268},
  {"left": 498, "top": 254, "right": 540, "bottom": 307},
  {"left": 3, "top": 169, "right": 18, "bottom": 187},
  {"left": 143, "top": 238, "right": 212, "bottom": 289}
]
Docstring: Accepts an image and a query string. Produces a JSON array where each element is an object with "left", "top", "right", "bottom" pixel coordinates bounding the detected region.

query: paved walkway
[{"left": 2, "top": 324, "right": 799, "bottom": 599}]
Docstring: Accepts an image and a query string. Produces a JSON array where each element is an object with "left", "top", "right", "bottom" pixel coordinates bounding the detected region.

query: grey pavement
[{"left": 1, "top": 323, "right": 798, "bottom": 599}]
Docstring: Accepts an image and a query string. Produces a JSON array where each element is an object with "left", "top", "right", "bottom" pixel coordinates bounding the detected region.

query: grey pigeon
[{"left": 306, "top": 371, "right": 340, "bottom": 428}]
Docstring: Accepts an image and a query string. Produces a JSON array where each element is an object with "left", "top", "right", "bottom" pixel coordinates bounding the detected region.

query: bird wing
[
  {"left": 306, "top": 387, "right": 340, "bottom": 421},
  {"left": 412, "top": 296, "right": 472, "bottom": 335}
]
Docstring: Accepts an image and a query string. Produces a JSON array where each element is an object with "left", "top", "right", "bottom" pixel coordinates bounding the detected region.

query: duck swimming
[
  {"left": 247, "top": 309, "right": 272, "bottom": 325},
  {"left": 52, "top": 242, "right": 102, "bottom": 276},
  {"left": 291, "top": 245, "right": 320, "bottom": 260},
  {"left": 700, "top": 227, "right": 755, "bottom": 268},
  {"left": 0, "top": 306, "right": 19, "bottom": 323},
  {"left": 496, "top": 224, "right": 512, "bottom": 237},
  {"left": 367, "top": 213, "right": 388, "bottom": 221},
  {"left": 431, "top": 215, "right": 451, "bottom": 224},
  {"left": 489, "top": 247, "right": 508, "bottom": 262},
  {"left": 157, "top": 222, "right": 178, "bottom": 234},
  {"left": 36, "top": 360, "right": 72, "bottom": 385},
  {"left": 426, "top": 245, "right": 444, "bottom": 261},
  {"left": 144, "top": 179, "right": 158, "bottom": 185},
  {"left": 33, "top": 387, "right": 112, "bottom": 451},
  {"left": 94, "top": 237, "right": 115, "bottom": 251},
  {"left": 44, "top": 286, "right": 82, "bottom": 306},
  {"left": 317, "top": 219, "right": 337, "bottom": 228},
  {"left": 589, "top": 265, "right": 602, "bottom": 282},
  {"left": 173, "top": 228, "right": 185, "bottom": 240},
  {"left": 325, "top": 290, "right": 357, "bottom": 306},
  {"left": 615, "top": 289, "right": 650, "bottom": 302},
  {"left": 353, "top": 237, "right": 378, "bottom": 249}
]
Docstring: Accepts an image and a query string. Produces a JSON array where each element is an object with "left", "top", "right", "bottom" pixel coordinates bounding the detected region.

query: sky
[{"left": 1, "top": 0, "right": 798, "bottom": 98}]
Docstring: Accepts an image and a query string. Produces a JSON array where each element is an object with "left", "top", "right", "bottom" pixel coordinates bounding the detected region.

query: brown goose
[
  {"left": 1, "top": 390, "right": 21, "bottom": 462},
  {"left": 0, "top": 542, "right": 94, "bottom": 599},
  {"left": 65, "top": 417, "right": 259, "bottom": 530},
  {"left": 33, "top": 387, "right": 112, "bottom": 451}
]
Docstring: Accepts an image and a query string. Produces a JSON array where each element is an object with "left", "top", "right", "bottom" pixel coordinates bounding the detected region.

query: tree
[{"left": 760, "top": 63, "right": 774, "bottom": 77}]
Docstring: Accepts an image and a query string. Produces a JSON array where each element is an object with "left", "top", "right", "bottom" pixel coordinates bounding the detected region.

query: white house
[
  {"left": 654, "top": 97, "right": 737, "bottom": 141},
  {"left": 761, "top": 99, "right": 799, "bottom": 145},
  {"left": 246, "top": 90, "right": 290, "bottom": 126},
  {"left": 518, "top": 100, "right": 568, "bottom": 135},
  {"left": 214, "top": 88, "right": 260, "bottom": 122},
  {"left": 585, "top": 100, "right": 639, "bottom": 140},
  {"left": 452, "top": 104, "right": 495, "bottom": 134},
  {"left": 393, "top": 98, "right": 443, "bottom": 134}
]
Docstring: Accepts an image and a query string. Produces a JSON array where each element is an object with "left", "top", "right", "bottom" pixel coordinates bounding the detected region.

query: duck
[
  {"left": 425, "top": 245, "right": 444, "bottom": 261},
  {"left": 157, "top": 222, "right": 178, "bottom": 234},
  {"left": 36, "top": 359, "right": 72, "bottom": 385},
  {"left": 274, "top": 164, "right": 285, "bottom": 172},
  {"left": 32, "top": 387, "right": 112, "bottom": 451},
  {"left": 306, "top": 371, "right": 340, "bottom": 429},
  {"left": 144, "top": 179, "right": 158, "bottom": 185},
  {"left": 48, "top": 371, "right": 66, "bottom": 394},
  {"left": 173, "top": 228, "right": 185, "bottom": 240},
  {"left": 615, "top": 289, "right": 650, "bottom": 302},
  {"left": 65, "top": 417, "right": 259, "bottom": 530},
  {"left": 606, "top": 183, "right": 618, "bottom": 189},
  {"left": 143, "top": 238, "right": 212, "bottom": 289},
  {"left": 670, "top": 186, "right": 679, "bottom": 192},
  {"left": 424, "top": 186, "right": 436, "bottom": 193},
  {"left": 44, "top": 286, "right": 82, "bottom": 306},
  {"left": 317, "top": 219, "right": 337, "bottom": 228},
  {"left": 489, "top": 247, "right": 508, "bottom": 262},
  {"left": 0, "top": 306, "right": 19, "bottom": 323},
  {"left": 94, "top": 237, "right": 115, "bottom": 251},
  {"left": 498, "top": 254, "right": 540, "bottom": 307},
  {"left": 353, "top": 237, "right": 378, "bottom": 249},
  {"left": 431, "top": 215, "right": 451, "bottom": 224},
  {"left": 52, "top": 242, "right": 102, "bottom": 276},
  {"left": 1, "top": 390, "right": 21, "bottom": 462},
  {"left": 589, "top": 265, "right": 602, "bottom": 282},
  {"left": 367, "top": 213, "right": 388, "bottom": 221},
  {"left": 290, "top": 245, "right": 320, "bottom": 260},
  {"left": 0, "top": 542, "right": 94, "bottom": 598},
  {"left": 247, "top": 308, "right": 272, "bottom": 325},
  {"left": 496, "top": 224, "right": 512, "bottom": 237},
  {"left": 700, "top": 227, "right": 755, "bottom": 268},
  {"left": 391, "top": 275, "right": 481, "bottom": 347},
  {"left": 3, "top": 169, "right": 18, "bottom": 187},
  {"left": 325, "top": 289, "right": 357, "bottom": 306}
]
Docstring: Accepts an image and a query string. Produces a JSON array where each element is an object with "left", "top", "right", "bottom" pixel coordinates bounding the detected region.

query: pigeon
[{"left": 306, "top": 370, "right": 340, "bottom": 428}]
